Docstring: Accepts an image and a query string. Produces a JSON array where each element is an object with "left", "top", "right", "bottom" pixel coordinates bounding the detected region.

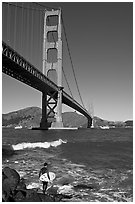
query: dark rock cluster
[{"left": 2, "top": 166, "right": 71, "bottom": 202}]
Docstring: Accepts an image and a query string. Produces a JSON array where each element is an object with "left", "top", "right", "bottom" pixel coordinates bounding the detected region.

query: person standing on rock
[{"left": 39, "top": 162, "right": 50, "bottom": 194}]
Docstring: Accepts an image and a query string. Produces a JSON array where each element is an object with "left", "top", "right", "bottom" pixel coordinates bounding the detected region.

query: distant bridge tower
[{"left": 40, "top": 9, "right": 63, "bottom": 129}]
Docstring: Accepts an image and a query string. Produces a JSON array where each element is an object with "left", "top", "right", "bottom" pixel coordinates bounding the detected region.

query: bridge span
[{"left": 2, "top": 41, "right": 92, "bottom": 128}]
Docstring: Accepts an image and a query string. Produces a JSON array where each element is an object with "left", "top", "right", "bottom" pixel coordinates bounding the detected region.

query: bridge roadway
[{"left": 2, "top": 41, "right": 92, "bottom": 125}]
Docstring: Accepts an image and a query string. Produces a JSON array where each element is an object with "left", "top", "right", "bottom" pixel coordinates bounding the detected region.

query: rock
[
  {"left": 3, "top": 166, "right": 20, "bottom": 178},
  {"left": 23, "top": 192, "right": 42, "bottom": 202},
  {"left": 53, "top": 194, "right": 64, "bottom": 202},
  {"left": 14, "top": 189, "right": 41, "bottom": 202},
  {"left": 16, "top": 178, "right": 26, "bottom": 190},
  {"left": 74, "top": 183, "right": 97, "bottom": 190},
  {"left": 47, "top": 186, "right": 59, "bottom": 195},
  {"left": 38, "top": 193, "right": 55, "bottom": 202},
  {"left": 39, "top": 193, "right": 71, "bottom": 202},
  {"left": 58, "top": 184, "right": 74, "bottom": 195},
  {"left": 2, "top": 167, "right": 20, "bottom": 201},
  {"left": 61, "top": 194, "right": 72, "bottom": 200},
  {"left": 56, "top": 175, "right": 74, "bottom": 185},
  {"left": 2, "top": 167, "right": 74, "bottom": 202},
  {"left": 21, "top": 194, "right": 41, "bottom": 202},
  {"left": 3, "top": 166, "right": 20, "bottom": 187},
  {"left": 2, "top": 178, "right": 12, "bottom": 201},
  {"left": 14, "top": 190, "right": 26, "bottom": 202}
]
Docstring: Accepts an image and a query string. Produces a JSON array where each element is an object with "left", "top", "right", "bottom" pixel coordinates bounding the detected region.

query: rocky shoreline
[
  {"left": 2, "top": 164, "right": 133, "bottom": 202},
  {"left": 3, "top": 166, "right": 97, "bottom": 202},
  {"left": 2, "top": 166, "right": 73, "bottom": 202}
]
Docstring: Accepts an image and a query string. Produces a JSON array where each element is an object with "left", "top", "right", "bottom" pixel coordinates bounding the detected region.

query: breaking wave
[{"left": 12, "top": 139, "right": 67, "bottom": 150}]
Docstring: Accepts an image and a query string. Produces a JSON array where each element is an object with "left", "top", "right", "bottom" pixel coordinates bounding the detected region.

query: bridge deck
[{"left": 2, "top": 41, "right": 92, "bottom": 121}]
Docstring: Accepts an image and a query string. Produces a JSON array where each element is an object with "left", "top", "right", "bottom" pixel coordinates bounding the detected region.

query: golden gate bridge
[{"left": 2, "top": 2, "right": 92, "bottom": 129}]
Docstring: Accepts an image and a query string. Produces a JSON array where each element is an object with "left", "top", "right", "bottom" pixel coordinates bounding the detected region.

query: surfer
[{"left": 39, "top": 162, "right": 50, "bottom": 194}]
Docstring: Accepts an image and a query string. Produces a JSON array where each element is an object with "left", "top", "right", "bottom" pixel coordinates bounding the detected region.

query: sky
[{"left": 2, "top": 1, "right": 133, "bottom": 121}]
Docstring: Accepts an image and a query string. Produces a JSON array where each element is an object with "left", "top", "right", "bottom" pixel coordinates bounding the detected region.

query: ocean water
[{"left": 2, "top": 128, "right": 133, "bottom": 202}]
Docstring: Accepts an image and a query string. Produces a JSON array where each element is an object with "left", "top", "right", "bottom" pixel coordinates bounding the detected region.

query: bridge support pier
[
  {"left": 87, "top": 117, "right": 92, "bottom": 128},
  {"left": 40, "top": 89, "right": 64, "bottom": 129},
  {"left": 51, "top": 87, "right": 63, "bottom": 128},
  {"left": 41, "top": 9, "right": 64, "bottom": 129},
  {"left": 40, "top": 92, "right": 48, "bottom": 129}
]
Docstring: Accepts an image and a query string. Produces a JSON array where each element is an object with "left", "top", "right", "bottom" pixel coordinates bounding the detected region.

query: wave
[{"left": 12, "top": 139, "right": 67, "bottom": 151}]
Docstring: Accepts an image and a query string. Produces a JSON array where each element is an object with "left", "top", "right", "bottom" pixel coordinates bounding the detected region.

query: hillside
[
  {"left": 62, "top": 112, "right": 87, "bottom": 128},
  {"left": 2, "top": 107, "right": 133, "bottom": 128},
  {"left": 2, "top": 107, "right": 86, "bottom": 128},
  {"left": 2, "top": 107, "right": 42, "bottom": 128},
  {"left": 125, "top": 120, "right": 133, "bottom": 127}
]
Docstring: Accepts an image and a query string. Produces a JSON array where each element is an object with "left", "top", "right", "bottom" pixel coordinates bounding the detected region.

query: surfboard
[{"left": 39, "top": 172, "right": 56, "bottom": 182}]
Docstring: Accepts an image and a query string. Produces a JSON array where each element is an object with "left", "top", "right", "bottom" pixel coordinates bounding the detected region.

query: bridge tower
[{"left": 40, "top": 9, "right": 63, "bottom": 129}]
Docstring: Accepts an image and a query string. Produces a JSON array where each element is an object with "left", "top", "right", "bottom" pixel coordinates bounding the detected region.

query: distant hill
[
  {"left": 2, "top": 107, "right": 42, "bottom": 128},
  {"left": 93, "top": 116, "right": 127, "bottom": 128},
  {"left": 2, "top": 107, "right": 87, "bottom": 128},
  {"left": 2, "top": 107, "right": 133, "bottom": 128},
  {"left": 62, "top": 112, "right": 87, "bottom": 128},
  {"left": 125, "top": 120, "right": 133, "bottom": 127}
]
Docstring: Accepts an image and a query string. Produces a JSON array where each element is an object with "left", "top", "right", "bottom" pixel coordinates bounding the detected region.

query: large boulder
[
  {"left": 2, "top": 167, "right": 20, "bottom": 201},
  {"left": 3, "top": 166, "right": 20, "bottom": 184},
  {"left": 14, "top": 190, "right": 26, "bottom": 202}
]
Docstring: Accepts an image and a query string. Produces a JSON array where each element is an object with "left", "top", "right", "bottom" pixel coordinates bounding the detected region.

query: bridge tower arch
[{"left": 40, "top": 9, "right": 63, "bottom": 129}]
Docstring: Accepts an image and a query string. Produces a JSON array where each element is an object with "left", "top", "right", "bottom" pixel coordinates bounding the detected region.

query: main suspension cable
[
  {"left": 62, "top": 67, "right": 74, "bottom": 98},
  {"left": 3, "top": 2, "right": 44, "bottom": 12},
  {"left": 61, "top": 14, "right": 85, "bottom": 109},
  {"left": 33, "top": 2, "right": 57, "bottom": 10}
]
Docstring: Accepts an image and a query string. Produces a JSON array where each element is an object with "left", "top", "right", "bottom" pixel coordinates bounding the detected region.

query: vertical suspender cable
[
  {"left": 26, "top": 5, "right": 29, "bottom": 61},
  {"left": 21, "top": 2, "right": 24, "bottom": 54},
  {"left": 31, "top": 8, "right": 34, "bottom": 63},
  {"left": 39, "top": 10, "right": 42, "bottom": 70},
  {"left": 38, "top": 10, "right": 41, "bottom": 69},
  {"left": 7, "top": 2, "right": 10, "bottom": 44},
  {"left": 13, "top": 2, "right": 17, "bottom": 50}
]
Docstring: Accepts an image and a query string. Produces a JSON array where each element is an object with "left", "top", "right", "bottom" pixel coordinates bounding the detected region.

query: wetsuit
[{"left": 39, "top": 166, "right": 50, "bottom": 194}]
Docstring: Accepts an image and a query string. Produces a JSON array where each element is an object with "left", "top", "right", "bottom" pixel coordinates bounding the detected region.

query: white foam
[
  {"left": 18, "top": 171, "right": 27, "bottom": 178},
  {"left": 27, "top": 182, "right": 42, "bottom": 190},
  {"left": 57, "top": 184, "right": 74, "bottom": 195},
  {"left": 12, "top": 139, "right": 67, "bottom": 150}
]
